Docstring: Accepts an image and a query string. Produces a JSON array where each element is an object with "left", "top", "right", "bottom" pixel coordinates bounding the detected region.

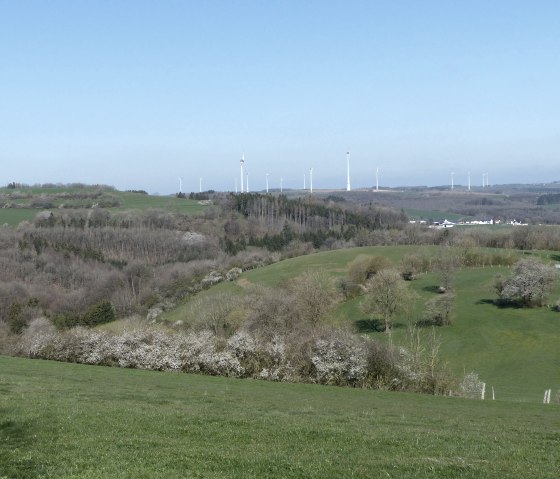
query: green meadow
[
  {"left": 0, "top": 208, "right": 39, "bottom": 226},
  {"left": 111, "top": 191, "right": 208, "bottom": 214},
  {"left": 1, "top": 356, "right": 559, "bottom": 479},
  {"left": 0, "top": 189, "right": 209, "bottom": 226}
]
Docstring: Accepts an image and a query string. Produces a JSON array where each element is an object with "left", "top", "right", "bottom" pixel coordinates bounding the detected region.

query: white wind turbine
[
  {"left": 309, "top": 168, "right": 313, "bottom": 194},
  {"left": 346, "top": 152, "right": 351, "bottom": 191},
  {"left": 266, "top": 173, "right": 269, "bottom": 193},
  {"left": 240, "top": 154, "right": 245, "bottom": 193}
]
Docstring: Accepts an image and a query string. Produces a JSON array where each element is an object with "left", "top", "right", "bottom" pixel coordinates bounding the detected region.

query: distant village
[{"left": 409, "top": 219, "right": 529, "bottom": 229}]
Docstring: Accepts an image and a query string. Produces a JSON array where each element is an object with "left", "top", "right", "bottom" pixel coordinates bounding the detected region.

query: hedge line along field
[
  {"left": 1, "top": 356, "right": 559, "bottom": 479},
  {"left": 162, "top": 246, "right": 560, "bottom": 403}
]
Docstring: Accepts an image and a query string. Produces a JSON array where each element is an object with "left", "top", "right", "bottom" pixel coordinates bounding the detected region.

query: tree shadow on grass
[
  {"left": 354, "top": 318, "right": 407, "bottom": 333},
  {"left": 355, "top": 318, "right": 385, "bottom": 333},
  {"left": 476, "top": 298, "right": 525, "bottom": 309}
]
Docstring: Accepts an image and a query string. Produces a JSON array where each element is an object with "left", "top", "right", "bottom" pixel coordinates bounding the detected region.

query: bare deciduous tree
[{"left": 361, "top": 268, "right": 416, "bottom": 333}]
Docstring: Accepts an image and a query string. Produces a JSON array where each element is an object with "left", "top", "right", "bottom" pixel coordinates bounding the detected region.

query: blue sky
[{"left": 1, "top": 1, "right": 559, "bottom": 193}]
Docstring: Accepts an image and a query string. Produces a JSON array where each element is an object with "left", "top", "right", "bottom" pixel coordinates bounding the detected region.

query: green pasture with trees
[
  {"left": 163, "top": 245, "right": 560, "bottom": 402},
  {"left": 1, "top": 355, "right": 559, "bottom": 479}
]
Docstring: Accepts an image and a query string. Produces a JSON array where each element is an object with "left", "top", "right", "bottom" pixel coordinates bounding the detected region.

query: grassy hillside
[
  {"left": 0, "top": 187, "right": 208, "bottom": 226},
  {"left": 163, "top": 246, "right": 560, "bottom": 402},
  {"left": 1, "top": 356, "right": 558, "bottom": 479}
]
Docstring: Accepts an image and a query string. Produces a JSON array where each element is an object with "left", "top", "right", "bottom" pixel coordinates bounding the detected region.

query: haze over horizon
[{"left": 2, "top": 1, "right": 559, "bottom": 194}]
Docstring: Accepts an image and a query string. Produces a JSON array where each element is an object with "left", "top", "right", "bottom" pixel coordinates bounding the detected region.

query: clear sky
[{"left": 1, "top": 0, "right": 560, "bottom": 193}]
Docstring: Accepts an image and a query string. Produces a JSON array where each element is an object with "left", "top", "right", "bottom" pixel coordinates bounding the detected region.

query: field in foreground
[{"left": 1, "top": 357, "right": 559, "bottom": 479}]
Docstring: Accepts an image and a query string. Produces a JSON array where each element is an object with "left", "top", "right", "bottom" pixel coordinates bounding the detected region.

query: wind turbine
[
  {"left": 235, "top": 178, "right": 238, "bottom": 193},
  {"left": 468, "top": 172, "right": 471, "bottom": 191},
  {"left": 199, "top": 177, "right": 202, "bottom": 193},
  {"left": 375, "top": 167, "right": 379, "bottom": 192},
  {"left": 246, "top": 171, "right": 249, "bottom": 192},
  {"left": 309, "top": 168, "right": 313, "bottom": 194},
  {"left": 178, "top": 176, "right": 183, "bottom": 194},
  {"left": 280, "top": 177, "right": 283, "bottom": 193},
  {"left": 240, "top": 154, "right": 245, "bottom": 193},
  {"left": 346, "top": 152, "right": 351, "bottom": 191},
  {"left": 451, "top": 172, "right": 454, "bottom": 190},
  {"left": 266, "top": 173, "right": 269, "bottom": 193},
  {"left": 303, "top": 173, "right": 306, "bottom": 190}
]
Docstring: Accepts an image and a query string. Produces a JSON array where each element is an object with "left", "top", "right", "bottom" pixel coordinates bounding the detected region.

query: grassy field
[
  {"left": 0, "top": 188, "right": 209, "bottom": 225},
  {"left": 404, "top": 208, "right": 469, "bottom": 222},
  {"left": 163, "top": 246, "right": 560, "bottom": 402},
  {"left": 1, "top": 356, "right": 559, "bottom": 479},
  {"left": 111, "top": 191, "right": 208, "bottom": 214},
  {"left": 0, "top": 209, "right": 39, "bottom": 226}
]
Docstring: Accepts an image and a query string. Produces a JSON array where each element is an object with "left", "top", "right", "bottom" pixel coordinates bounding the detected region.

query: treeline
[
  {"left": 537, "top": 193, "right": 560, "bottom": 205},
  {"left": 222, "top": 193, "right": 408, "bottom": 251}
]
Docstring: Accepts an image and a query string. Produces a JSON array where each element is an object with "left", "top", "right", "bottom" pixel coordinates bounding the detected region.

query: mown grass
[
  {"left": 0, "top": 209, "right": 39, "bottom": 226},
  {"left": 164, "top": 246, "right": 560, "bottom": 403},
  {"left": 1, "top": 356, "right": 559, "bottom": 479}
]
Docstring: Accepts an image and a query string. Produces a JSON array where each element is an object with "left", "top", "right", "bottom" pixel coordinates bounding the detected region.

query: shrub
[
  {"left": 421, "top": 293, "right": 455, "bottom": 327},
  {"left": 498, "top": 257, "right": 557, "bottom": 307},
  {"left": 54, "top": 301, "right": 116, "bottom": 329},
  {"left": 347, "top": 255, "right": 392, "bottom": 285},
  {"left": 458, "top": 372, "right": 485, "bottom": 399}
]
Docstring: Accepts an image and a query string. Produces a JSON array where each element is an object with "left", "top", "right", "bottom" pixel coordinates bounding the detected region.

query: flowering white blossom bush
[
  {"left": 19, "top": 322, "right": 453, "bottom": 393},
  {"left": 459, "top": 372, "right": 485, "bottom": 399},
  {"left": 310, "top": 333, "right": 368, "bottom": 386}
]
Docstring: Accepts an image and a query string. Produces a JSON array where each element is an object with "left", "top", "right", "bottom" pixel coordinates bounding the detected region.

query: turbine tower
[
  {"left": 451, "top": 172, "right": 454, "bottom": 190},
  {"left": 266, "top": 173, "right": 269, "bottom": 193},
  {"left": 346, "top": 152, "right": 351, "bottom": 191},
  {"left": 375, "top": 167, "right": 379, "bottom": 192},
  {"left": 246, "top": 171, "right": 249, "bottom": 192},
  {"left": 309, "top": 168, "right": 313, "bottom": 194},
  {"left": 240, "top": 154, "right": 245, "bottom": 193},
  {"left": 178, "top": 176, "right": 183, "bottom": 194},
  {"left": 468, "top": 172, "right": 471, "bottom": 191},
  {"left": 199, "top": 177, "right": 202, "bottom": 193},
  {"left": 235, "top": 178, "right": 238, "bottom": 193},
  {"left": 303, "top": 173, "right": 306, "bottom": 190},
  {"left": 280, "top": 177, "right": 283, "bottom": 193}
]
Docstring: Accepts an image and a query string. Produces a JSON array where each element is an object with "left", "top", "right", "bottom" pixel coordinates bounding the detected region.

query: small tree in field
[
  {"left": 433, "top": 249, "right": 460, "bottom": 292},
  {"left": 348, "top": 255, "right": 392, "bottom": 285},
  {"left": 361, "top": 268, "right": 415, "bottom": 333},
  {"left": 422, "top": 293, "right": 455, "bottom": 326},
  {"left": 498, "top": 257, "right": 557, "bottom": 307}
]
